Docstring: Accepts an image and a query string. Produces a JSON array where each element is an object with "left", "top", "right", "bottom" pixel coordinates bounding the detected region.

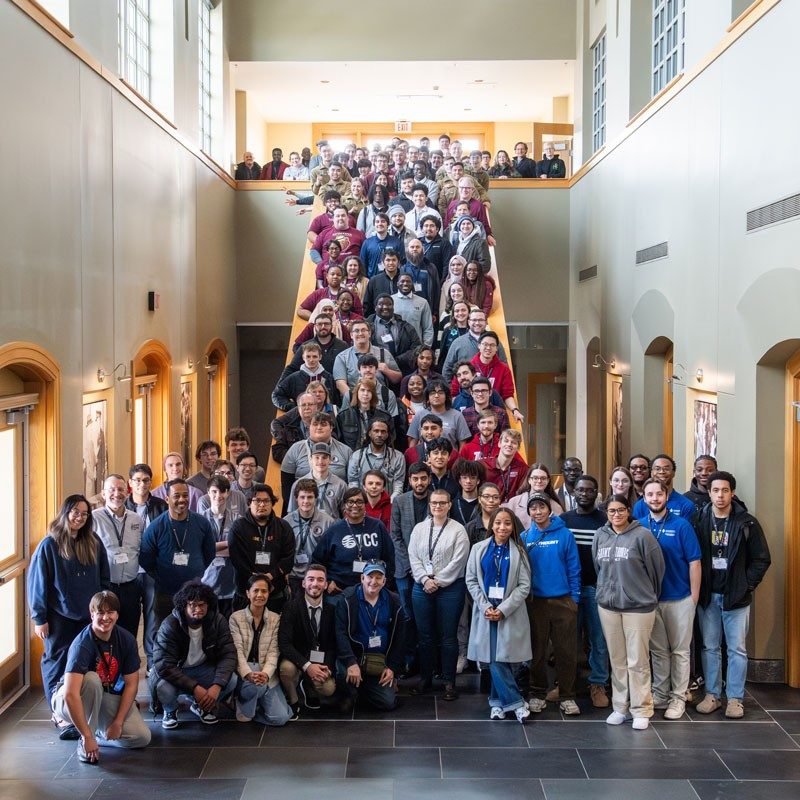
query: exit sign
[{"left": 394, "top": 120, "right": 412, "bottom": 133}]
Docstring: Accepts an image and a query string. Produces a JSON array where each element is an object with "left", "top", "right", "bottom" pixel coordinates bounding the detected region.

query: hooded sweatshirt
[
  {"left": 521, "top": 515, "right": 581, "bottom": 603},
  {"left": 592, "top": 520, "right": 665, "bottom": 613}
]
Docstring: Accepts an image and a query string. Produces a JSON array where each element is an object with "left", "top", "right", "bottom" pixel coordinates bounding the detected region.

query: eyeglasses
[
  {"left": 472, "top": 388, "right": 489, "bottom": 394},
  {"left": 345, "top": 498, "right": 365, "bottom": 506},
  {"left": 130, "top": 477, "right": 151, "bottom": 484},
  {"left": 606, "top": 507, "right": 628, "bottom": 515},
  {"left": 251, "top": 498, "right": 272, "bottom": 506},
  {"left": 69, "top": 509, "right": 90, "bottom": 518},
  {"left": 429, "top": 500, "right": 450, "bottom": 506},
  {"left": 629, "top": 465, "right": 649, "bottom": 472},
  {"left": 652, "top": 466, "right": 672, "bottom": 474},
  {"left": 215, "top": 470, "right": 235, "bottom": 478},
  {"left": 186, "top": 601, "right": 208, "bottom": 609},
  {"left": 429, "top": 388, "right": 445, "bottom": 394},
  {"left": 239, "top": 462, "right": 257, "bottom": 470}
]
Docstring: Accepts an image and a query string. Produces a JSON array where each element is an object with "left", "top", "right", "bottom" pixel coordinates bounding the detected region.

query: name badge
[
  {"left": 368, "top": 635, "right": 382, "bottom": 648},
  {"left": 113, "top": 552, "right": 129, "bottom": 565},
  {"left": 488, "top": 585, "right": 504, "bottom": 599},
  {"left": 381, "top": 333, "right": 393, "bottom": 343},
  {"left": 256, "top": 551, "right": 271, "bottom": 565},
  {"left": 247, "top": 661, "right": 261, "bottom": 673},
  {"left": 353, "top": 560, "right": 367, "bottom": 573},
  {"left": 414, "top": 283, "right": 422, "bottom": 292},
  {"left": 310, "top": 650, "right": 325, "bottom": 664},
  {"left": 296, "top": 553, "right": 310, "bottom": 564},
  {"left": 173, "top": 552, "right": 189, "bottom": 566},
  {"left": 212, "top": 557, "right": 226, "bottom": 567},
  {"left": 425, "top": 560, "right": 434, "bottom": 575},
  {"left": 712, "top": 557, "right": 728, "bottom": 570}
]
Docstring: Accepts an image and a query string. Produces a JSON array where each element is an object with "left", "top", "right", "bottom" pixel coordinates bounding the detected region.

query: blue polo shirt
[
  {"left": 638, "top": 511, "right": 701, "bottom": 601},
  {"left": 633, "top": 489, "right": 696, "bottom": 522}
]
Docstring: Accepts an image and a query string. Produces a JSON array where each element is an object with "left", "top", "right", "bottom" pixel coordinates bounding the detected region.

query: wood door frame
[
  {"left": 785, "top": 351, "right": 800, "bottom": 686},
  {"left": 526, "top": 372, "right": 567, "bottom": 466}
]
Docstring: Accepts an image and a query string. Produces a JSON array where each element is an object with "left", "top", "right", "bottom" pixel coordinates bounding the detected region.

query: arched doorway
[
  {"left": 644, "top": 337, "right": 674, "bottom": 456},
  {"left": 0, "top": 342, "right": 61, "bottom": 702},
  {"left": 203, "top": 338, "right": 228, "bottom": 444},
  {"left": 132, "top": 340, "right": 172, "bottom": 483},
  {"left": 784, "top": 348, "right": 800, "bottom": 686}
]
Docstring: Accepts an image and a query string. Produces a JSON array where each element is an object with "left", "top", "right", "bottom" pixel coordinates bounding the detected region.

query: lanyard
[
  {"left": 105, "top": 509, "right": 126, "bottom": 547},
  {"left": 347, "top": 520, "right": 366, "bottom": 559},
  {"left": 649, "top": 513, "right": 667, "bottom": 541},
  {"left": 257, "top": 520, "right": 271, "bottom": 551},
  {"left": 212, "top": 511, "right": 227, "bottom": 538},
  {"left": 712, "top": 516, "right": 729, "bottom": 548},
  {"left": 492, "top": 544, "right": 507, "bottom": 585},
  {"left": 363, "top": 595, "right": 381, "bottom": 634},
  {"left": 456, "top": 498, "right": 474, "bottom": 523},
  {"left": 170, "top": 519, "right": 188, "bottom": 552},
  {"left": 316, "top": 481, "right": 329, "bottom": 509},
  {"left": 297, "top": 515, "right": 312, "bottom": 550},
  {"left": 480, "top": 434, "right": 497, "bottom": 458},
  {"left": 428, "top": 519, "right": 448, "bottom": 561}
]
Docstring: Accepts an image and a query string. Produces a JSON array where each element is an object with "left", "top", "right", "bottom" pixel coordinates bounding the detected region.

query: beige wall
[
  {"left": 568, "top": 0, "right": 798, "bottom": 661},
  {"left": 264, "top": 123, "right": 313, "bottom": 161},
  {"left": 0, "top": 3, "right": 237, "bottom": 490}
]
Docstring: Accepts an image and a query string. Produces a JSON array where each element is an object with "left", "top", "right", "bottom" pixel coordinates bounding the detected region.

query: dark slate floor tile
[
  {"left": 21, "top": 696, "right": 53, "bottom": 721},
  {"left": 716, "top": 748, "right": 800, "bottom": 780},
  {"left": 0, "top": 746, "right": 73, "bottom": 779},
  {"left": 656, "top": 721, "right": 798, "bottom": 750},
  {"left": 90, "top": 778, "right": 246, "bottom": 800},
  {"left": 441, "top": 747, "right": 585, "bottom": 779},
  {"left": 345, "top": 747, "right": 440, "bottom": 779},
  {"left": 396, "top": 778, "right": 545, "bottom": 800},
  {"left": 683, "top": 700, "right": 772, "bottom": 722},
  {"left": 145, "top": 720, "right": 265, "bottom": 748},
  {"left": 261, "top": 720, "right": 393, "bottom": 748},
  {"left": 580, "top": 747, "right": 730, "bottom": 779},
  {"left": 353, "top": 695, "right": 436, "bottom": 720},
  {"left": 691, "top": 779, "right": 800, "bottom": 800},
  {"left": 56, "top": 746, "right": 211, "bottom": 780},
  {"left": 395, "top": 720, "right": 527, "bottom": 748},
  {"left": 241, "top": 778, "right": 393, "bottom": 800},
  {"left": 525, "top": 720, "right": 663, "bottom": 749},
  {"left": 202, "top": 746, "right": 347, "bottom": 779},
  {"left": 745, "top": 684, "right": 800, "bottom": 710},
  {"left": 0, "top": 779, "right": 101, "bottom": 800},
  {"left": 772, "top": 711, "right": 800, "bottom": 734},
  {"left": 434, "top": 693, "right": 561, "bottom": 721},
  {"left": 541, "top": 779, "right": 699, "bottom": 800},
  {"left": 0, "top": 720, "right": 78, "bottom": 749}
]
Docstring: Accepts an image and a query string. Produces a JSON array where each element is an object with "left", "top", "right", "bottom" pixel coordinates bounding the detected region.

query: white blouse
[{"left": 408, "top": 518, "right": 470, "bottom": 587}]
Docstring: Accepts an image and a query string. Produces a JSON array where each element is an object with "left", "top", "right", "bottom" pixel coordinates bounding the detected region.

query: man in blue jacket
[
  {"left": 521, "top": 493, "right": 581, "bottom": 715},
  {"left": 632, "top": 454, "right": 697, "bottom": 520}
]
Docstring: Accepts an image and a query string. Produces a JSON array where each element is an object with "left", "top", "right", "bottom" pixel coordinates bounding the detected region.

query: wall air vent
[
  {"left": 635, "top": 242, "right": 668, "bottom": 265},
  {"left": 579, "top": 265, "right": 598, "bottom": 282},
  {"left": 747, "top": 193, "right": 800, "bottom": 232}
]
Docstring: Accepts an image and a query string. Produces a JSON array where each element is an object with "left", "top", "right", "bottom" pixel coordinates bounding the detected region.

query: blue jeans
[
  {"left": 697, "top": 593, "right": 750, "bottom": 701},
  {"left": 237, "top": 679, "right": 292, "bottom": 726},
  {"left": 155, "top": 662, "right": 237, "bottom": 714},
  {"left": 578, "top": 585, "right": 609, "bottom": 685},
  {"left": 488, "top": 621, "right": 525, "bottom": 712},
  {"left": 395, "top": 574, "right": 418, "bottom": 668},
  {"left": 337, "top": 662, "right": 397, "bottom": 710},
  {"left": 412, "top": 578, "right": 465, "bottom": 683}
]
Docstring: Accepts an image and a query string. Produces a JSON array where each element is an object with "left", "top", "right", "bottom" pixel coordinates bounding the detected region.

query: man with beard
[
  {"left": 309, "top": 207, "right": 365, "bottom": 267},
  {"left": 401, "top": 238, "right": 441, "bottom": 322},
  {"left": 367, "top": 293, "right": 422, "bottom": 375}
]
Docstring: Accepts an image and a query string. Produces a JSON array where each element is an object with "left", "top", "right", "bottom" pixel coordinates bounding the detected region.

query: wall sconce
[
  {"left": 667, "top": 363, "right": 686, "bottom": 384},
  {"left": 592, "top": 354, "right": 616, "bottom": 371},
  {"left": 97, "top": 363, "right": 131, "bottom": 383},
  {"left": 188, "top": 355, "right": 212, "bottom": 372},
  {"left": 695, "top": 368, "right": 704, "bottom": 383}
]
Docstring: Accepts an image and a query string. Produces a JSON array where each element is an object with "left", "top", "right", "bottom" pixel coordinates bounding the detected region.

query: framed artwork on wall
[
  {"left": 693, "top": 398, "right": 717, "bottom": 459},
  {"left": 180, "top": 374, "right": 196, "bottom": 471},
  {"left": 82, "top": 388, "right": 113, "bottom": 503}
]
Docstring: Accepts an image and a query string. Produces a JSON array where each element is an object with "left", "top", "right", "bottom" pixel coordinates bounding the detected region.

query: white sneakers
[
  {"left": 490, "top": 707, "right": 505, "bottom": 720},
  {"left": 664, "top": 699, "right": 686, "bottom": 720},
  {"left": 606, "top": 710, "right": 650, "bottom": 729},
  {"left": 515, "top": 705, "right": 531, "bottom": 723},
  {"left": 632, "top": 717, "right": 650, "bottom": 730}
]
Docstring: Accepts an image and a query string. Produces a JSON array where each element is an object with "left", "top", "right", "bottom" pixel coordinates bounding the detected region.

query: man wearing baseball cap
[{"left": 335, "top": 560, "right": 407, "bottom": 711}]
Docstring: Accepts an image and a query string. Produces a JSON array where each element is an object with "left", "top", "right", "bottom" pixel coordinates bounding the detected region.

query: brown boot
[
  {"left": 545, "top": 686, "right": 560, "bottom": 702},
  {"left": 590, "top": 684, "right": 609, "bottom": 708}
]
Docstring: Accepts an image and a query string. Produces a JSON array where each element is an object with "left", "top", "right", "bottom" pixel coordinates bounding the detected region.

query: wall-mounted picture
[
  {"left": 180, "top": 377, "right": 194, "bottom": 470},
  {"left": 610, "top": 378, "right": 623, "bottom": 470},
  {"left": 82, "top": 389, "right": 113, "bottom": 502},
  {"left": 694, "top": 399, "right": 717, "bottom": 459}
]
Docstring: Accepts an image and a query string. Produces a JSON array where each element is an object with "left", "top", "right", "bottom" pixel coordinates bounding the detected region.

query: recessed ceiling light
[
  {"left": 464, "top": 108, "right": 472, "bottom": 111},
  {"left": 320, "top": 80, "right": 330, "bottom": 84},
  {"left": 331, "top": 108, "right": 339, "bottom": 112},
  {"left": 474, "top": 79, "right": 483, "bottom": 83}
]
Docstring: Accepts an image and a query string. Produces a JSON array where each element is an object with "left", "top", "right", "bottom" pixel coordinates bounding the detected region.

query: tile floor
[{"left": 1, "top": 677, "right": 799, "bottom": 800}]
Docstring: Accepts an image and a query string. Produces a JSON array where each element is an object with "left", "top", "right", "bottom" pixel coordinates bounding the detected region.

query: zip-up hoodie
[
  {"left": 521, "top": 515, "right": 581, "bottom": 603},
  {"left": 592, "top": 520, "right": 665, "bottom": 613}
]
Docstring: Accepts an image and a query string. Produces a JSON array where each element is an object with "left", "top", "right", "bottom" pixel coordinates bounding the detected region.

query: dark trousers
[
  {"left": 395, "top": 574, "right": 418, "bottom": 669},
  {"left": 138, "top": 572, "right": 157, "bottom": 668},
  {"left": 528, "top": 595, "right": 578, "bottom": 700},
  {"left": 154, "top": 591, "right": 174, "bottom": 631},
  {"left": 412, "top": 578, "right": 465, "bottom": 684},
  {"left": 109, "top": 579, "right": 142, "bottom": 639},
  {"left": 42, "top": 613, "right": 87, "bottom": 706}
]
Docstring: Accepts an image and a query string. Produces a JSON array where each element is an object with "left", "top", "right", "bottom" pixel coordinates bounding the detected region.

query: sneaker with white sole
[
  {"left": 490, "top": 706, "right": 505, "bottom": 720},
  {"left": 606, "top": 711, "right": 631, "bottom": 725},
  {"left": 664, "top": 699, "right": 685, "bottom": 720},
  {"left": 190, "top": 703, "right": 219, "bottom": 724},
  {"left": 527, "top": 697, "right": 547, "bottom": 713},
  {"left": 515, "top": 705, "right": 531, "bottom": 723},
  {"left": 161, "top": 710, "right": 178, "bottom": 729},
  {"left": 632, "top": 717, "right": 650, "bottom": 730},
  {"left": 560, "top": 699, "right": 581, "bottom": 716}
]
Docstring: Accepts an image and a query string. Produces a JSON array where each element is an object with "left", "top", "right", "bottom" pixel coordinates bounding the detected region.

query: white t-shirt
[{"left": 185, "top": 625, "right": 207, "bottom": 667}]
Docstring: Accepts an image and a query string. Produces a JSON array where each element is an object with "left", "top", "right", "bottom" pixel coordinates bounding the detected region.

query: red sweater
[
  {"left": 470, "top": 353, "right": 515, "bottom": 400},
  {"left": 483, "top": 452, "right": 528, "bottom": 502},
  {"left": 365, "top": 491, "right": 392, "bottom": 529},
  {"left": 459, "top": 432, "right": 501, "bottom": 462}
]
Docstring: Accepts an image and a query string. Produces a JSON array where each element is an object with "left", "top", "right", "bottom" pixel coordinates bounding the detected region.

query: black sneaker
[
  {"left": 288, "top": 703, "right": 300, "bottom": 721},
  {"left": 161, "top": 710, "right": 178, "bottom": 729}
]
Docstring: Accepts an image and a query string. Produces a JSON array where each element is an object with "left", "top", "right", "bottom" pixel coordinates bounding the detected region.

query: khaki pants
[
  {"left": 598, "top": 607, "right": 656, "bottom": 718},
  {"left": 650, "top": 595, "right": 696, "bottom": 704},
  {"left": 279, "top": 659, "right": 336, "bottom": 705}
]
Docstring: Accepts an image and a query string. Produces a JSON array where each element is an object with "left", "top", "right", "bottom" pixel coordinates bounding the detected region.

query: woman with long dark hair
[
  {"left": 436, "top": 300, "right": 471, "bottom": 370},
  {"left": 357, "top": 183, "right": 391, "bottom": 236},
  {"left": 336, "top": 378, "right": 394, "bottom": 451},
  {"left": 503, "top": 463, "right": 563, "bottom": 527},
  {"left": 28, "top": 494, "right": 110, "bottom": 738},
  {"left": 488, "top": 150, "right": 521, "bottom": 179},
  {"left": 460, "top": 261, "right": 495, "bottom": 317}
]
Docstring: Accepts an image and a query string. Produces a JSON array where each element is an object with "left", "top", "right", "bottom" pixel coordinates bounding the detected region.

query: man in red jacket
[
  {"left": 470, "top": 332, "right": 524, "bottom": 425},
  {"left": 483, "top": 429, "right": 527, "bottom": 502},
  {"left": 362, "top": 470, "right": 392, "bottom": 529},
  {"left": 260, "top": 148, "right": 289, "bottom": 180}
]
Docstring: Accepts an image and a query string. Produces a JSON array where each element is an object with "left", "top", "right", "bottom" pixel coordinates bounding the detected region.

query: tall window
[
  {"left": 117, "top": 0, "right": 151, "bottom": 99},
  {"left": 591, "top": 32, "right": 607, "bottom": 154},
  {"left": 652, "top": 0, "right": 685, "bottom": 96},
  {"left": 198, "top": 0, "right": 212, "bottom": 153}
]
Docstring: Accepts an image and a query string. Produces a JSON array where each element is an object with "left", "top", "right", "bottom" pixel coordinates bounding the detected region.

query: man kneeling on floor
[
  {"left": 51, "top": 590, "right": 151, "bottom": 764},
  {"left": 150, "top": 579, "right": 237, "bottom": 729},
  {"left": 335, "top": 561, "right": 406, "bottom": 711}
]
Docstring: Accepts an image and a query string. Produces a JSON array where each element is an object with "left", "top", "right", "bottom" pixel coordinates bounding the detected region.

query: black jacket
[
  {"left": 270, "top": 408, "right": 307, "bottom": 464},
  {"left": 234, "top": 161, "right": 262, "bottom": 180},
  {"left": 335, "top": 585, "right": 406, "bottom": 675},
  {"left": 367, "top": 313, "right": 421, "bottom": 374},
  {"left": 363, "top": 271, "right": 401, "bottom": 318},
  {"left": 513, "top": 156, "right": 538, "bottom": 178},
  {"left": 125, "top": 493, "right": 167, "bottom": 522},
  {"left": 537, "top": 155, "right": 566, "bottom": 178},
  {"left": 150, "top": 602, "right": 236, "bottom": 693},
  {"left": 422, "top": 234, "right": 453, "bottom": 280},
  {"left": 695, "top": 501, "right": 771, "bottom": 610},
  {"left": 271, "top": 368, "right": 338, "bottom": 411},
  {"left": 456, "top": 237, "right": 491, "bottom": 274},
  {"left": 278, "top": 594, "right": 338, "bottom": 671},
  {"left": 287, "top": 335, "right": 349, "bottom": 374},
  {"left": 336, "top": 406, "right": 395, "bottom": 451},
  {"left": 227, "top": 512, "right": 296, "bottom": 595},
  {"left": 684, "top": 479, "right": 709, "bottom": 515}
]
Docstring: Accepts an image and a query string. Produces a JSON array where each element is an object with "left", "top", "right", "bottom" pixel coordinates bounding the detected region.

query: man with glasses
[
  {"left": 557, "top": 457, "right": 585, "bottom": 512},
  {"left": 628, "top": 454, "right": 651, "bottom": 498},
  {"left": 227, "top": 484, "right": 295, "bottom": 613},
  {"left": 461, "top": 376, "right": 509, "bottom": 436},
  {"left": 441, "top": 309, "right": 508, "bottom": 382},
  {"left": 197, "top": 459, "right": 248, "bottom": 516},
  {"left": 471, "top": 332, "right": 523, "bottom": 424},
  {"left": 187, "top": 440, "right": 222, "bottom": 493},
  {"left": 271, "top": 392, "right": 321, "bottom": 466},
  {"left": 465, "top": 482, "right": 502, "bottom": 544},
  {"left": 312, "top": 488, "right": 395, "bottom": 597},
  {"left": 225, "top": 427, "right": 265, "bottom": 482},
  {"left": 632, "top": 454, "right": 696, "bottom": 520},
  {"left": 335, "top": 560, "right": 406, "bottom": 711},
  {"left": 232, "top": 451, "right": 260, "bottom": 503}
]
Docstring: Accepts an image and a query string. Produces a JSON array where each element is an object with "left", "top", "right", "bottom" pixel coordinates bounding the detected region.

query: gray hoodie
[{"left": 592, "top": 520, "right": 665, "bottom": 613}]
